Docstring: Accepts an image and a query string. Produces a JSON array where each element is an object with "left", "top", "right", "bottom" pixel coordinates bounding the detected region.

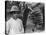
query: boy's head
[{"left": 9, "top": 5, "right": 22, "bottom": 20}]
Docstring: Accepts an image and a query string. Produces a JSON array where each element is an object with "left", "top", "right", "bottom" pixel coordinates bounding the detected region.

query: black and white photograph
[{"left": 5, "top": 1, "right": 45, "bottom": 35}]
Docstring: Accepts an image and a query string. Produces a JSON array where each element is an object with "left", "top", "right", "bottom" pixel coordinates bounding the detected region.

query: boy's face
[{"left": 13, "top": 14, "right": 18, "bottom": 20}]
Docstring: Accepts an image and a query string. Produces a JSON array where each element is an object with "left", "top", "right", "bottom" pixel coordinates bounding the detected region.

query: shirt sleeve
[
  {"left": 6, "top": 21, "right": 10, "bottom": 34},
  {"left": 18, "top": 19, "right": 24, "bottom": 33},
  {"left": 21, "top": 23, "right": 24, "bottom": 33}
]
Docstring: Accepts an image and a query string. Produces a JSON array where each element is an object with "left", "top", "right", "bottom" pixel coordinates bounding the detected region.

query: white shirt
[{"left": 6, "top": 18, "right": 24, "bottom": 35}]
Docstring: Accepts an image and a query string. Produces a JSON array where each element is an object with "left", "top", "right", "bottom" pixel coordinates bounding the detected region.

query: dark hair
[{"left": 9, "top": 11, "right": 21, "bottom": 14}]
